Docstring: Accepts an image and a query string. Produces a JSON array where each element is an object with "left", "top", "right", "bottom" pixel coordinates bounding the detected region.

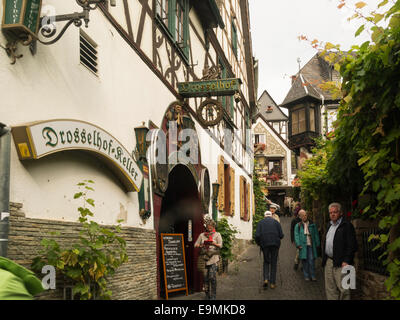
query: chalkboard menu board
[{"left": 160, "top": 234, "right": 188, "bottom": 299}]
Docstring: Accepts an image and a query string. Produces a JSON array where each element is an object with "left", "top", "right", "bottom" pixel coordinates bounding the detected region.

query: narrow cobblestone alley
[{"left": 173, "top": 216, "right": 326, "bottom": 300}]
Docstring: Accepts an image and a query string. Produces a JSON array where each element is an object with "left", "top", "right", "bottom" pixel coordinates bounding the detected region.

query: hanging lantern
[{"left": 2, "top": 0, "right": 42, "bottom": 40}]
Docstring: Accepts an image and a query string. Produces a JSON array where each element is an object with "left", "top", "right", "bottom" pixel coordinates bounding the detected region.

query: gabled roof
[
  {"left": 281, "top": 53, "right": 341, "bottom": 107},
  {"left": 257, "top": 90, "right": 288, "bottom": 121},
  {"left": 254, "top": 112, "right": 289, "bottom": 149}
]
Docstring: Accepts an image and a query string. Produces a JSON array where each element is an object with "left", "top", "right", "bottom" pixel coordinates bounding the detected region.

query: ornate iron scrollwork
[
  {"left": 196, "top": 98, "right": 223, "bottom": 127},
  {"left": 38, "top": 0, "right": 114, "bottom": 45}
]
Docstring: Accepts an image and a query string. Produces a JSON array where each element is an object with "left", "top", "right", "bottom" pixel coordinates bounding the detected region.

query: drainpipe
[
  {"left": 0, "top": 122, "right": 11, "bottom": 257},
  {"left": 319, "top": 94, "right": 326, "bottom": 135}
]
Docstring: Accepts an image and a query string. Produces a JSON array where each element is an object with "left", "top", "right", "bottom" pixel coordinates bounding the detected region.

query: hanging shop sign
[
  {"left": 177, "top": 78, "right": 242, "bottom": 98},
  {"left": 11, "top": 119, "right": 143, "bottom": 192},
  {"left": 196, "top": 98, "right": 223, "bottom": 127},
  {"left": 2, "top": 0, "right": 42, "bottom": 39}
]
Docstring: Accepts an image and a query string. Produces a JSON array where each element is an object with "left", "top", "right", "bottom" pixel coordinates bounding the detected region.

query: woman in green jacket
[{"left": 294, "top": 209, "right": 320, "bottom": 281}]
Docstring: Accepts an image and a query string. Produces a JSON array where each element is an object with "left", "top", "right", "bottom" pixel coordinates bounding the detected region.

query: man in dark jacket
[
  {"left": 322, "top": 202, "right": 358, "bottom": 300},
  {"left": 290, "top": 211, "right": 302, "bottom": 270},
  {"left": 255, "top": 211, "right": 284, "bottom": 289}
]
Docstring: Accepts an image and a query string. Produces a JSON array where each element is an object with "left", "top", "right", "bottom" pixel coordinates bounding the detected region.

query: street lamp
[{"left": 212, "top": 181, "right": 220, "bottom": 223}]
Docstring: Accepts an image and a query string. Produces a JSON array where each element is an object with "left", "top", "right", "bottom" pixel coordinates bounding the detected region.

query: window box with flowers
[{"left": 254, "top": 143, "right": 266, "bottom": 153}]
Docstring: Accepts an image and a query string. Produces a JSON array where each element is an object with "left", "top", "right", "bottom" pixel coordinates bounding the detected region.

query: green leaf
[
  {"left": 86, "top": 198, "right": 95, "bottom": 207},
  {"left": 74, "top": 192, "right": 83, "bottom": 199},
  {"left": 391, "top": 163, "right": 400, "bottom": 172},
  {"left": 378, "top": 0, "right": 388, "bottom": 8},
  {"left": 355, "top": 24, "right": 365, "bottom": 37}
]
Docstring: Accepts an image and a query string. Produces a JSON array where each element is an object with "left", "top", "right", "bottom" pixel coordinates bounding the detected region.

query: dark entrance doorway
[{"left": 159, "top": 164, "right": 203, "bottom": 298}]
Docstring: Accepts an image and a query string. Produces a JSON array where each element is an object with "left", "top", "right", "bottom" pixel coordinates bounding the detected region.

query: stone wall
[{"left": 7, "top": 202, "right": 158, "bottom": 300}]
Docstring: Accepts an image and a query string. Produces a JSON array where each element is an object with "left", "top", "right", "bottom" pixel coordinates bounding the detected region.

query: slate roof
[
  {"left": 281, "top": 53, "right": 341, "bottom": 107},
  {"left": 257, "top": 90, "right": 288, "bottom": 121}
]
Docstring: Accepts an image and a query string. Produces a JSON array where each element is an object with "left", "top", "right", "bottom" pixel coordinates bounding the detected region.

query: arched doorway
[{"left": 159, "top": 164, "right": 203, "bottom": 297}]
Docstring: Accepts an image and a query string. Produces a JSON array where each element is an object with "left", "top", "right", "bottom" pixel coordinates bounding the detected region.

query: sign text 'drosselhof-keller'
[{"left": 11, "top": 119, "right": 143, "bottom": 192}]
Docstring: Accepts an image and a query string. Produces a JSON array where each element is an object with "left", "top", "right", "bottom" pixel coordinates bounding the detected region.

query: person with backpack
[{"left": 294, "top": 209, "right": 320, "bottom": 281}]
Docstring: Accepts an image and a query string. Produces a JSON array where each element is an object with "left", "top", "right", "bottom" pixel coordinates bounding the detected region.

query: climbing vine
[
  {"left": 298, "top": 0, "right": 400, "bottom": 299},
  {"left": 252, "top": 162, "right": 268, "bottom": 240}
]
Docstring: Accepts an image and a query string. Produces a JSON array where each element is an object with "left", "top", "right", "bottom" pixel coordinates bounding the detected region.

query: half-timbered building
[{"left": 0, "top": 0, "right": 256, "bottom": 299}]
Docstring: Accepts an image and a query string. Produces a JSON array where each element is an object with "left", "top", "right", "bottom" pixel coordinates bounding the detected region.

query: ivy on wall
[{"left": 298, "top": 0, "right": 400, "bottom": 299}]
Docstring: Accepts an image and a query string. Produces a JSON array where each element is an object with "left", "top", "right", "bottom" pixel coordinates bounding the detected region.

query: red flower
[
  {"left": 352, "top": 200, "right": 358, "bottom": 207},
  {"left": 347, "top": 211, "right": 352, "bottom": 218}
]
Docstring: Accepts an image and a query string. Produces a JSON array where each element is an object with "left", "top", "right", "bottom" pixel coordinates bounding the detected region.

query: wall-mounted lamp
[
  {"left": 1, "top": 0, "right": 117, "bottom": 64},
  {"left": 134, "top": 122, "right": 150, "bottom": 161}
]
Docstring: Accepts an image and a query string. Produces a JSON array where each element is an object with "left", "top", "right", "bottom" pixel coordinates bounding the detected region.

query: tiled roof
[
  {"left": 257, "top": 90, "right": 288, "bottom": 121},
  {"left": 281, "top": 53, "right": 341, "bottom": 107}
]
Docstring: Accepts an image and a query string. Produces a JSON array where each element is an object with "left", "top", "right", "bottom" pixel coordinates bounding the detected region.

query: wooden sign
[
  {"left": 2, "top": 0, "right": 42, "bottom": 38},
  {"left": 11, "top": 119, "right": 143, "bottom": 192},
  {"left": 160, "top": 233, "right": 188, "bottom": 300},
  {"left": 178, "top": 78, "right": 242, "bottom": 98}
]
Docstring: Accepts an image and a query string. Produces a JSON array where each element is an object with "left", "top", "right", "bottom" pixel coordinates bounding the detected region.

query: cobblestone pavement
[{"left": 172, "top": 216, "right": 326, "bottom": 300}]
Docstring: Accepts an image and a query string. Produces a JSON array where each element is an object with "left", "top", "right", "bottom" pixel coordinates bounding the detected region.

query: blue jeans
[{"left": 302, "top": 246, "right": 316, "bottom": 279}]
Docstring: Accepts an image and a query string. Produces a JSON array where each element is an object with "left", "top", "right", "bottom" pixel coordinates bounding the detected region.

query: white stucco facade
[{"left": 1, "top": 0, "right": 255, "bottom": 239}]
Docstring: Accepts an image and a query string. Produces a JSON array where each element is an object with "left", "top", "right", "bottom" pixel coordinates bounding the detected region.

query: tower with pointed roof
[{"left": 280, "top": 53, "right": 341, "bottom": 166}]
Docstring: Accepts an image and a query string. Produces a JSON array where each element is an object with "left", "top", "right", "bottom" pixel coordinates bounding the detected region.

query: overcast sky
[{"left": 248, "top": 0, "right": 383, "bottom": 106}]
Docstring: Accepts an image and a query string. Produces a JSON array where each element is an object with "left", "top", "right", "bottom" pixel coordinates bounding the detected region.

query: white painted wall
[{"left": 0, "top": 1, "right": 254, "bottom": 238}]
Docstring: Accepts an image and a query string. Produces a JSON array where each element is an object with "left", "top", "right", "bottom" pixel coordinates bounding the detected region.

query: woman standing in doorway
[{"left": 195, "top": 218, "right": 223, "bottom": 300}]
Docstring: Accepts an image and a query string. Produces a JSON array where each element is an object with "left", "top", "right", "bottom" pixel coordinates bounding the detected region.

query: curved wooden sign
[{"left": 11, "top": 119, "right": 143, "bottom": 192}]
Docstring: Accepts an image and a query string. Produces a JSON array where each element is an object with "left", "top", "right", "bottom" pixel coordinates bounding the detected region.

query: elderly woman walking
[
  {"left": 195, "top": 218, "right": 223, "bottom": 300},
  {"left": 294, "top": 209, "right": 320, "bottom": 281}
]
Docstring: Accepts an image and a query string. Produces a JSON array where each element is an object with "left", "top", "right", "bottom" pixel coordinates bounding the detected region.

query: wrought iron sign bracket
[
  {"left": 1, "top": 0, "right": 116, "bottom": 64},
  {"left": 38, "top": 0, "right": 116, "bottom": 45}
]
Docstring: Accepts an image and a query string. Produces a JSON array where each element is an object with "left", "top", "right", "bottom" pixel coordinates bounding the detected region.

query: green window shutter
[
  {"left": 183, "top": 0, "right": 189, "bottom": 59},
  {"left": 232, "top": 20, "right": 238, "bottom": 58},
  {"left": 168, "top": 0, "right": 175, "bottom": 38}
]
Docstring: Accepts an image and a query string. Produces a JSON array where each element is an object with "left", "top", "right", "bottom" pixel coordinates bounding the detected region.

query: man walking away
[
  {"left": 291, "top": 210, "right": 302, "bottom": 270},
  {"left": 322, "top": 203, "right": 358, "bottom": 300},
  {"left": 294, "top": 210, "right": 320, "bottom": 281},
  {"left": 255, "top": 211, "right": 284, "bottom": 289}
]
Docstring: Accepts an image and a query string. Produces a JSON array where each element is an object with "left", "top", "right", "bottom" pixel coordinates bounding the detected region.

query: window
[
  {"left": 218, "top": 156, "right": 235, "bottom": 216},
  {"left": 218, "top": 59, "right": 234, "bottom": 119},
  {"left": 268, "top": 159, "right": 282, "bottom": 176},
  {"left": 156, "top": 0, "right": 168, "bottom": 24},
  {"left": 291, "top": 108, "right": 306, "bottom": 135},
  {"left": 80, "top": 30, "right": 98, "bottom": 76},
  {"left": 231, "top": 19, "right": 238, "bottom": 58},
  {"left": 310, "top": 107, "right": 316, "bottom": 132},
  {"left": 155, "top": 0, "right": 189, "bottom": 60},
  {"left": 254, "top": 134, "right": 266, "bottom": 144}
]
